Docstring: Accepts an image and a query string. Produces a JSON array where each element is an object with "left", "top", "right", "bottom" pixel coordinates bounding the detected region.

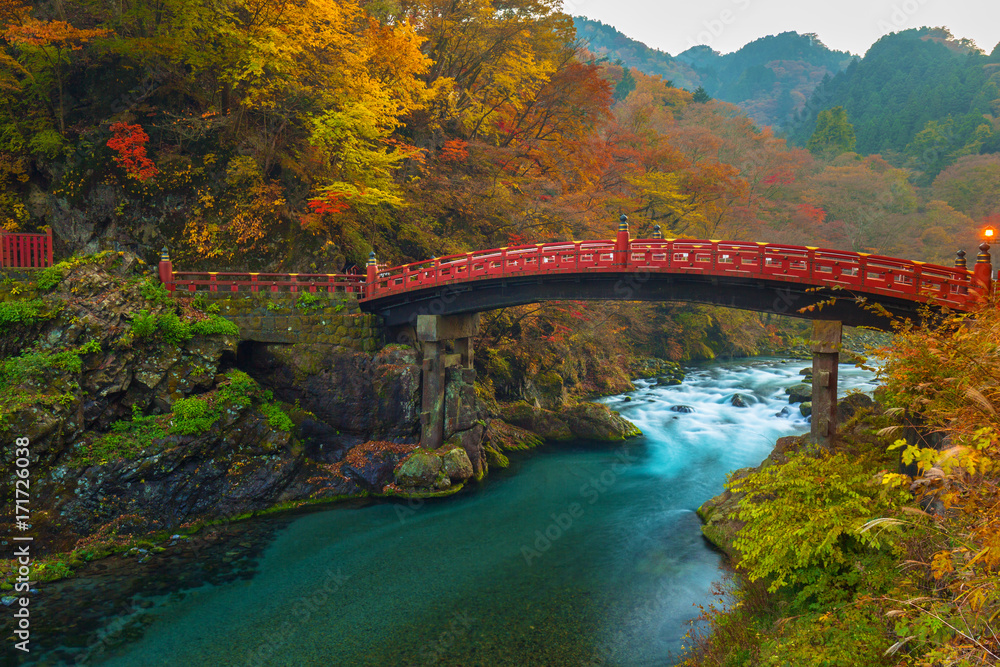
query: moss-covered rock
[
  {"left": 500, "top": 402, "right": 573, "bottom": 441},
  {"left": 560, "top": 402, "right": 642, "bottom": 441},
  {"left": 440, "top": 446, "right": 474, "bottom": 481},
  {"left": 786, "top": 382, "right": 812, "bottom": 404},
  {"left": 394, "top": 449, "right": 443, "bottom": 487}
]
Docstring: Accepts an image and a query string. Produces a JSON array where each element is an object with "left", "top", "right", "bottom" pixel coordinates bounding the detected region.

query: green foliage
[
  {"left": 74, "top": 404, "right": 167, "bottom": 466},
  {"left": 807, "top": 106, "right": 856, "bottom": 157},
  {"left": 72, "top": 370, "right": 291, "bottom": 466},
  {"left": 296, "top": 292, "right": 322, "bottom": 312},
  {"left": 35, "top": 252, "right": 116, "bottom": 291},
  {"left": 140, "top": 278, "right": 172, "bottom": 306},
  {"left": 730, "top": 450, "right": 908, "bottom": 592},
  {"left": 259, "top": 402, "right": 293, "bottom": 431},
  {"left": 0, "top": 298, "right": 45, "bottom": 327},
  {"left": 0, "top": 348, "right": 83, "bottom": 388},
  {"left": 130, "top": 309, "right": 158, "bottom": 338},
  {"left": 28, "top": 129, "right": 65, "bottom": 160},
  {"left": 169, "top": 396, "right": 216, "bottom": 435},
  {"left": 190, "top": 314, "right": 238, "bottom": 337},
  {"left": 131, "top": 310, "right": 236, "bottom": 342}
]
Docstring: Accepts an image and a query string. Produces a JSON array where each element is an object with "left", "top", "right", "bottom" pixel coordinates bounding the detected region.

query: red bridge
[
  {"left": 160, "top": 216, "right": 993, "bottom": 331},
  {"left": 158, "top": 216, "right": 995, "bottom": 446}
]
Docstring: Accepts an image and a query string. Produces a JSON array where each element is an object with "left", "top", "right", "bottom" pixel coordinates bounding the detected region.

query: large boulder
[
  {"left": 560, "top": 402, "right": 642, "bottom": 441},
  {"left": 248, "top": 343, "right": 421, "bottom": 446},
  {"left": 837, "top": 392, "right": 875, "bottom": 422},
  {"left": 500, "top": 402, "right": 573, "bottom": 441},
  {"left": 785, "top": 383, "right": 812, "bottom": 404},
  {"left": 394, "top": 450, "right": 442, "bottom": 487},
  {"left": 441, "top": 447, "right": 474, "bottom": 481}
]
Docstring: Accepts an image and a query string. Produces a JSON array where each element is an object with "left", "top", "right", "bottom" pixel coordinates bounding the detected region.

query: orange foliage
[{"left": 107, "top": 122, "right": 157, "bottom": 181}]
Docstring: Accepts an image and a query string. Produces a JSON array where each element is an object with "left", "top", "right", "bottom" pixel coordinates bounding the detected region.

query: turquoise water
[{"left": 30, "top": 358, "right": 877, "bottom": 666}]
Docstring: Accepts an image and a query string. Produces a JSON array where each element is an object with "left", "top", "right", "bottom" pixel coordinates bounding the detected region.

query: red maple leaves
[{"left": 107, "top": 122, "right": 157, "bottom": 181}]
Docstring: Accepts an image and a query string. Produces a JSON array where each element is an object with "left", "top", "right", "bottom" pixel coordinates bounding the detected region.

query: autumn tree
[{"left": 4, "top": 12, "right": 107, "bottom": 132}]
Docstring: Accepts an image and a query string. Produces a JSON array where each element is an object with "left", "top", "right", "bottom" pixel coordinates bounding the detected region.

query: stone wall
[{"left": 192, "top": 291, "right": 382, "bottom": 351}]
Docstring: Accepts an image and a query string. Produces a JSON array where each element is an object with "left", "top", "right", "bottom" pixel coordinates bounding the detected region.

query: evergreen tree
[
  {"left": 614, "top": 65, "right": 637, "bottom": 101},
  {"left": 692, "top": 86, "right": 711, "bottom": 103},
  {"left": 807, "top": 106, "right": 856, "bottom": 158}
]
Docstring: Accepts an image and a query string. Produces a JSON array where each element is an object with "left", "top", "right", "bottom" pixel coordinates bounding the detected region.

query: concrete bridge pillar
[
  {"left": 417, "top": 313, "right": 480, "bottom": 448},
  {"left": 810, "top": 320, "right": 842, "bottom": 447}
]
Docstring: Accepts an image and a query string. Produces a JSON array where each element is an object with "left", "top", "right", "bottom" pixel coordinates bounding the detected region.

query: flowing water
[{"left": 20, "top": 358, "right": 877, "bottom": 667}]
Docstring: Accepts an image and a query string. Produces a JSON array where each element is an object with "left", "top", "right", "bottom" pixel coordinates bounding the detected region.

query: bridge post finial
[
  {"left": 616, "top": 215, "right": 630, "bottom": 267},
  {"left": 365, "top": 251, "right": 378, "bottom": 298},
  {"left": 158, "top": 246, "right": 174, "bottom": 293},
  {"left": 974, "top": 242, "right": 993, "bottom": 297},
  {"left": 955, "top": 249, "right": 967, "bottom": 270},
  {"left": 653, "top": 225, "right": 663, "bottom": 240}
]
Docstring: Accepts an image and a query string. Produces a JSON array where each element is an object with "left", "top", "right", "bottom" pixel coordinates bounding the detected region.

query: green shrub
[
  {"left": 190, "top": 314, "right": 238, "bottom": 337},
  {"left": 0, "top": 298, "right": 45, "bottom": 327},
  {"left": 260, "top": 402, "right": 293, "bottom": 431},
  {"left": 296, "top": 292, "right": 322, "bottom": 312},
  {"left": 140, "top": 278, "right": 172, "bottom": 306},
  {"left": 35, "top": 265, "right": 66, "bottom": 290},
  {"left": 170, "top": 396, "right": 215, "bottom": 435},
  {"left": 131, "top": 309, "right": 158, "bottom": 338},
  {"left": 730, "top": 450, "right": 909, "bottom": 594}
]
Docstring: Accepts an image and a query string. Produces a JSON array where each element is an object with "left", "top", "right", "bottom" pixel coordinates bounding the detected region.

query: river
[{"left": 23, "top": 357, "right": 877, "bottom": 666}]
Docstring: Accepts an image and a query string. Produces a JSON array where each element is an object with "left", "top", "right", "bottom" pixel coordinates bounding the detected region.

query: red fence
[
  {"left": 362, "top": 239, "right": 982, "bottom": 311},
  {"left": 1, "top": 229, "right": 53, "bottom": 269}
]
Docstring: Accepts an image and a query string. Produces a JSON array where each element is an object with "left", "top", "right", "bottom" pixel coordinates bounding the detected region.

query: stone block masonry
[{"left": 193, "top": 292, "right": 383, "bottom": 352}]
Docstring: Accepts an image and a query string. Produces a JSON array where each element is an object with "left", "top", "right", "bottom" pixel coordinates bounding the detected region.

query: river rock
[
  {"left": 500, "top": 402, "right": 573, "bottom": 441},
  {"left": 799, "top": 367, "right": 813, "bottom": 377},
  {"left": 441, "top": 447, "right": 474, "bottom": 481},
  {"left": 696, "top": 467, "right": 755, "bottom": 561},
  {"left": 560, "top": 402, "right": 642, "bottom": 441},
  {"left": 800, "top": 401, "right": 812, "bottom": 417},
  {"left": 774, "top": 406, "right": 791, "bottom": 418},
  {"left": 730, "top": 394, "right": 749, "bottom": 408},
  {"left": 837, "top": 393, "right": 874, "bottom": 422},
  {"left": 670, "top": 405, "right": 695, "bottom": 413},
  {"left": 785, "top": 383, "right": 812, "bottom": 404},
  {"left": 394, "top": 450, "right": 443, "bottom": 487}
]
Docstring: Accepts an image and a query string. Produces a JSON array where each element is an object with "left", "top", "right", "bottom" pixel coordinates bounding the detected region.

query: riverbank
[
  {"left": 682, "top": 305, "right": 1000, "bottom": 666},
  {"left": 3, "top": 357, "right": 878, "bottom": 665}
]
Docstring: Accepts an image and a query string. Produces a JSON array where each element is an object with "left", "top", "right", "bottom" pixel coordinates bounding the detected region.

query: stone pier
[
  {"left": 810, "top": 320, "right": 842, "bottom": 446},
  {"left": 417, "top": 313, "right": 480, "bottom": 448}
]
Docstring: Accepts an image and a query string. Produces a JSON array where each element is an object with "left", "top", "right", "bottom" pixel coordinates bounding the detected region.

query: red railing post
[
  {"left": 973, "top": 242, "right": 993, "bottom": 298},
  {"left": 365, "top": 251, "right": 378, "bottom": 299},
  {"left": 158, "top": 247, "right": 174, "bottom": 292},
  {"left": 45, "top": 227, "right": 53, "bottom": 267},
  {"left": 615, "top": 215, "right": 630, "bottom": 267}
]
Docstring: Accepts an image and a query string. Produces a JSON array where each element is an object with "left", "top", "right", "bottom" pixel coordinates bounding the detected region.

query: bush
[
  {"left": 730, "top": 450, "right": 908, "bottom": 594},
  {"left": 0, "top": 298, "right": 45, "bottom": 327}
]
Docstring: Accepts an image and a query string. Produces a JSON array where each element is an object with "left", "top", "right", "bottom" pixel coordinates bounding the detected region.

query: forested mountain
[
  {"left": 788, "top": 28, "right": 1000, "bottom": 180},
  {"left": 573, "top": 18, "right": 854, "bottom": 126}
]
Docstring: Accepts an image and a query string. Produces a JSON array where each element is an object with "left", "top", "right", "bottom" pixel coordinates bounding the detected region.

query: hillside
[
  {"left": 573, "top": 18, "right": 854, "bottom": 126},
  {"left": 788, "top": 28, "right": 1000, "bottom": 180}
]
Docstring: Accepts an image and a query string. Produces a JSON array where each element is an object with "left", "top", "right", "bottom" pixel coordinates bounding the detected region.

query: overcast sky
[{"left": 568, "top": 0, "right": 1000, "bottom": 57}]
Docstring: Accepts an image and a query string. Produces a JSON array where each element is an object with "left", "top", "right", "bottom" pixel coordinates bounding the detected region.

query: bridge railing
[
  {"left": 365, "top": 238, "right": 979, "bottom": 310},
  {"left": 167, "top": 271, "right": 365, "bottom": 294},
  {"left": 1, "top": 229, "right": 53, "bottom": 269}
]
